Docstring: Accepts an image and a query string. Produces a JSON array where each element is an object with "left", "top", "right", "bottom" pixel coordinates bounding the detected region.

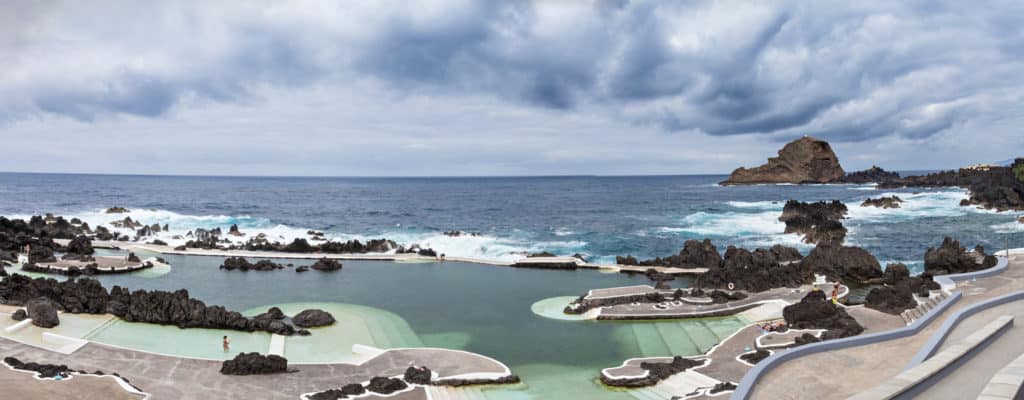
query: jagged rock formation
[
  {"left": 800, "top": 243, "right": 883, "bottom": 283},
  {"left": 4, "top": 357, "right": 72, "bottom": 379},
  {"left": 696, "top": 244, "right": 809, "bottom": 292},
  {"left": 65, "top": 235, "right": 94, "bottom": 255},
  {"left": 861, "top": 195, "right": 904, "bottom": 209},
  {"left": 740, "top": 349, "right": 771, "bottom": 365},
  {"left": 865, "top": 263, "right": 941, "bottom": 314},
  {"left": 105, "top": 207, "right": 130, "bottom": 213},
  {"left": 616, "top": 239, "right": 722, "bottom": 269},
  {"left": 924, "top": 237, "right": 998, "bottom": 275},
  {"left": 220, "top": 353, "right": 289, "bottom": 375},
  {"left": 26, "top": 297, "right": 60, "bottom": 328},
  {"left": 721, "top": 137, "right": 845, "bottom": 185},
  {"left": 783, "top": 290, "right": 864, "bottom": 339},
  {"left": 779, "top": 200, "right": 848, "bottom": 244},
  {"left": 836, "top": 166, "right": 901, "bottom": 183}
]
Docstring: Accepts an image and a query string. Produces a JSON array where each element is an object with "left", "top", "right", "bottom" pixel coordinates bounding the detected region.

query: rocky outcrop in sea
[
  {"left": 861, "top": 195, "right": 903, "bottom": 209},
  {"left": 779, "top": 200, "right": 848, "bottom": 244},
  {"left": 877, "top": 159, "right": 1024, "bottom": 211},
  {"left": 721, "top": 136, "right": 845, "bottom": 185}
]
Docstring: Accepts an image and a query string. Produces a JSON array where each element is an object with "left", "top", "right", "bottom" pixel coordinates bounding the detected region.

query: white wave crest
[{"left": 847, "top": 189, "right": 978, "bottom": 223}]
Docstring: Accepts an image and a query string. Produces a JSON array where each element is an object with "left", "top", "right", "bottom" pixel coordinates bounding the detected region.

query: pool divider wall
[{"left": 730, "top": 253, "right": 1010, "bottom": 400}]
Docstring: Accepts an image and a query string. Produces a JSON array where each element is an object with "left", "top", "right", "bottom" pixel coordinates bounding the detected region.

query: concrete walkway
[
  {"left": 749, "top": 254, "right": 1024, "bottom": 400},
  {"left": 0, "top": 337, "right": 513, "bottom": 399},
  {"left": 913, "top": 298, "right": 1024, "bottom": 399}
]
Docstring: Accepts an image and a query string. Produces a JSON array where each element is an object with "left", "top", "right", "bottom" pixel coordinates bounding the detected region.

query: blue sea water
[
  {"left": 1, "top": 172, "right": 1021, "bottom": 268},
  {"left": 3, "top": 172, "right": 1024, "bottom": 399}
]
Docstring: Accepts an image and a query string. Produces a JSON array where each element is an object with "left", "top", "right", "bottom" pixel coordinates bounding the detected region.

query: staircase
[{"left": 900, "top": 291, "right": 948, "bottom": 325}]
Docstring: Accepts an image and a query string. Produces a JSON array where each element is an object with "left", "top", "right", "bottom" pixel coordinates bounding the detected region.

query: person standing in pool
[
  {"left": 223, "top": 335, "right": 230, "bottom": 352},
  {"left": 831, "top": 283, "right": 840, "bottom": 304}
]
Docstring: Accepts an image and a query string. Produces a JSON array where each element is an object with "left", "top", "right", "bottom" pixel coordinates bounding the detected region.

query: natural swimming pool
[{"left": 69, "top": 250, "right": 749, "bottom": 399}]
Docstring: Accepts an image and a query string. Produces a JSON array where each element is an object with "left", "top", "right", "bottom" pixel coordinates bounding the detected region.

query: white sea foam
[
  {"left": 846, "top": 189, "right": 977, "bottom": 223},
  {"left": 659, "top": 210, "right": 810, "bottom": 250},
  {"left": 992, "top": 218, "right": 1024, "bottom": 234},
  {"left": 30, "top": 208, "right": 588, "bottom": 263},
  {"left": 725, "top": 200, "right": 784, "bottom": 210}
]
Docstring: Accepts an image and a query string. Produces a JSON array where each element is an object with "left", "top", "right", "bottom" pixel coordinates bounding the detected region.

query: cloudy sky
[{"left": 1, "top": 0, "right": 1021, "bottom": 176}]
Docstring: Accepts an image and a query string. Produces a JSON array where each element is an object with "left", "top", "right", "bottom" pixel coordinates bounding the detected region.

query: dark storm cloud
[{"left": 2, "top": 0, "right": 1022, "bottom": 144}]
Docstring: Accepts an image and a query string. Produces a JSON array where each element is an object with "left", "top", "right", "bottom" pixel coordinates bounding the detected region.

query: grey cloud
[{"left": 1, "top": 0, "right": 1022, "bottom": 145}]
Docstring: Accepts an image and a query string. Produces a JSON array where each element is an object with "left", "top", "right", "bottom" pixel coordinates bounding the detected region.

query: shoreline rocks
[
  {"left": 0, "top": 274, "right": 309, "bottom": 336},
  {"left": 696, "top": 244, "right": 808, "bottom": 292},
  {"left": 878, "top": 159, "right": 1024, "bottom": 211},
  {"left": 835, "top": 166, "right": 901, "bottom": 184},
  {"left": 779, "top": 200, "right": 848, "bottom": 244},
  {"left": 310, "top": 258, "right": 342, "bottom": 272},
  {"left": 721, "top": 136, "right": 845, "bottom": 185},
  {"left": 220, "top": 256, "right": 285, "bottom": 271}
]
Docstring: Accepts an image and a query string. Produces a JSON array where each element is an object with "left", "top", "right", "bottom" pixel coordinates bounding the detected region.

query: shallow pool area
[{"left": 9, "top": 255, "right": 757, "bottom": 399}]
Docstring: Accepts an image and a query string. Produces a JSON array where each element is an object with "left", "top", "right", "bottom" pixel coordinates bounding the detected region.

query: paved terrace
[
  {"left": 34, "top": 255, "right": 152, "bottom": 274},
  {"left": 592, "top": 283, "right": 847, "bottom": 320},
  {"left": 0, "top": 338, "right": 513, "bottom": 399},
  {"left": 749, "top": 253, "right": 1024, "bottom": 400}
]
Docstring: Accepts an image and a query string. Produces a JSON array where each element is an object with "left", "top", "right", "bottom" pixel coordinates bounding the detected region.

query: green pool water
[{"left": 67, "top": 256, "right": 748, "bottom": 399}]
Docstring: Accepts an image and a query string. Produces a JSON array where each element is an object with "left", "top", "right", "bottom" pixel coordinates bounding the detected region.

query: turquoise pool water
[{"left": 71, "top": 256, "right": 745, "bottom": 399}]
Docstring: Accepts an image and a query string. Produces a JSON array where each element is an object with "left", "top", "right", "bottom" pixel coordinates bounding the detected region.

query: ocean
[
  {"left": 2, "top": 172, "right": 1023, "bottom": 399},
  {"left": 1, "top": 172, "right": 1021, "bottom": 269}
]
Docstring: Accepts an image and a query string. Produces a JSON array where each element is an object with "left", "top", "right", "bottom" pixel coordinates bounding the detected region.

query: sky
[{"left": 0, "top": 0, "right": 1022, "bottom": 176}]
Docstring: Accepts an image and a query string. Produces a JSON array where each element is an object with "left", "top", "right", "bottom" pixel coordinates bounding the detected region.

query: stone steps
[{"left": 901, "top": 292, "right": 948, "bottom": 325}]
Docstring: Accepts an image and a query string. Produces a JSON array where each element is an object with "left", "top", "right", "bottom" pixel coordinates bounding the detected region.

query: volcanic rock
[
  {"left": 366, "top": 377, "right": 408, "bottom": 394},
  {"left": 310, "top": 258, "right": 342, "bottom": 272},
  {"left": 3, "top": 357, "right": 71, "bottom": 379},
  {"left": 601, "top": 356, "right": 704, "bottom": 387},
  {"left": 220, "top": 352, "right": 288, "bottom": 375},
  {"left": 721, "top": 137, "right": 845, "bottom": 185},
  {"left": 696, "top": 245, "right": 808, "bottom": 292},
  {"left": 308, "top": 384, "right": 366, "bottom": 400},
  {"left": 924, "top": 237, "right": 998, "bottom": 275},
  {"left": 783, "top": 290, "right": 863, "bottom": 339},
  {"left": 861, "top": 195, "right": 903, "bottom": 209},
  {"left": 835, "top": 166, "right": 901, "bottom": 184},
  {"left": 219, "top": 257, "right": 284, "bottom": 271},
  {"left": 404, "top": 365, "right": 433, "bottom": 385},
  {"left": 740, "top": 349, "right": 771, "bottom": 365},
  {"left": 228, "top": 224, "right": 244, "bottom": 236},
  {"left": 617, "top": 239, "right": 723, "bottom": 269},
  {"left": 26, "top": 297, "right": 60, "bottom": 328},
  {"left": 105, "top": 207, "right": 130, "bottom": 213},
  {"left": 65, "top": 235, "right": 94, "bottom": 255},
  {"left": 878, "top": 158, "right": 1024, "bottom": 211},
  {"left": 11, "top": 309, "right": 27, "bottom": 321},
  {"left": 800, "top": 243, "right": 883, "bottom": 283},
  {"left": 292, "top": 309, "right": 336, "bottom": 328},
  {"left": 779, "top": 200, "right": 848, "bottom": 244}
]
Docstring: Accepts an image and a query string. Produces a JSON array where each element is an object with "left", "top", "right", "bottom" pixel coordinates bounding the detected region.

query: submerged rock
[
  {"left": 220, "top": 352, "right": 288, "bottom": 375},
  {"left": 309, "top": 258, "right": 342, "bottom": 272},
  {"left": 721, "top": 136, "right": 845, "bottom": 185}
]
